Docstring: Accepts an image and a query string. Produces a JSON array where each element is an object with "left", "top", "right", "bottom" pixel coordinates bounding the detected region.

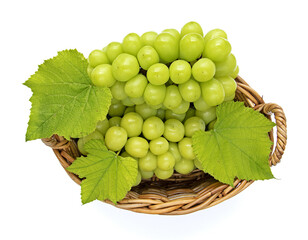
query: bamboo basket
[{"left": 42, "top": 76, "right": 287, "bottom": 215}]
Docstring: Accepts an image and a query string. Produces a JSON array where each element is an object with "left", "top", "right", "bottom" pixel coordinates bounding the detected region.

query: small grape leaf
[
  {"left": 192, "top": 101, "right": 275, "bottom": 186},
  {"left": 66, "top": 139, "right": 138, "bottom": 204},
  {"left": 24, "top": 49, "right": 112, "bottom": 141}
]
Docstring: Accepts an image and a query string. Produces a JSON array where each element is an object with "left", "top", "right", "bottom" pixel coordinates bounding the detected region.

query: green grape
[
  {"left": 139, "top": 151, "right": 157, "bottom": 172},
  {"left": 108, "top": 102, "right": 126, "bottom": 117},
  {"left": 144, "top": 83, "right": 166, "bottom": 106},
  {"left": 106, "top": 42, "right": 123, "bottom": 63},
  {"left": 88, "top": 49, "right": 109, "bottom": 68},
  {"left": 87, "top": 65, "right": 93, "bottom": 77},
  {"left": 203, "top": 37, "right": 231, "bottom": 62},
  {"left": 154, "top": 168, "right": 174, "bottom": 180},
  {"left": 180, "top": 21, "right": 204, "bottom": 37},
  {"left": 169, "top": 142, "right": 181, "bottom": 163},
  {"left": 178, "top": 137, "right": 195, "bottom": 160},
  {"left": 137, "top": 46, "right": 160, "bottom": 70},
  {"left": 112, "top": 53, "right": 140, "bottom": 82},
  {"left": 130, "top": 96, "right": 145, "bottom": 105},
  {"left": 122, "top": 33, "right": 143, "bottom": 56},
  {"left": 96, "top": 118, "right": 110, "bottom": 136},
  {"left": 224, "top": 93, "right": 235, "bottom": 102},
  {"left": 184, "top": 108, "right": 195, "bottom": 122},
  {"left": 157, "top": 108, "right": 165, "bottom": 120},
  {"left": 216, "top": 76, "right": 237, "bottom": 100},
  {"left": 133, "top": 171, "right": 142, "bottom": 187},
  {"left": 163, "top": 85, "right": 182, "bottom": 109},
  {"left": 140, "top": 169, "right": 154, "bottom": 179},
  {"left": 179, "top": 33, "right": 204, "bottom": 62},
  {"left": 164, "top": 119, "right": 185, "bottom": 142},
  {"left": 105, "top": 126, "right": 127, "bottom": 151},
  {"left": 175, "top": 158, "right": 195, "bottom": 174},
  {"left": 214, "top": 54, "right": 237, "bottom": 78},
  {"left": 193, "top": 96, "right": 212, "bottom": 111},
  {"left": 111, "top": 81, "right": 127, "bottom": 100},
  {"left": 142, "top": 116, "right": 164, "bottom": 140},
  {"left": 140, "top": 31, "right": 158, "bottom": 47},
  {"left": 121, "top": 151, "right": 133, "bottom": 158},
  {"left": 171, "top": 100, "right": 190, "bottom": 114},
  {"left": 151, "top": 103, "right": 163, "bottom": 109},
  {"left": 204, "top": 29, "right": 228, "bottom": 43},
  {"left": 165, "top": 109, "right": 186, "bottom": 122},
  {"left": 135, "top": 103, "right": 157, "bottom": 119},
  {"left": 169, "top": 60, "right": 192, "bottom": 84},
  {"left": 157, "top": 152, "right": 175, "bottom": 170},
  {"left": 91, "top": 64, "right": 116, "bottom": 87},
  {"left": 147, "top": 63, "right": 169, "bottom": 85},
  {"left": 124, "top": 74, "right": 148, "bottom": 98},
  {"left": 109, "top": 116, "right": 122, "bottom": 127},
  {"left": 162, "top": 28, "right": 180, "bottom": 42},
  {"left": 124, "top": 106, "right": 135, "bottom": 114},
  {"left": 149, "top": 137, "right": 169, "bottom": 155},
  {"left": 200, "top": 78, "right": 225, "bottom": 106},
  {"left": 195, "top": 107, "right": 217, "bottom": 125},
  {"left": 125, "top": 137, "right": 149, "bottom": 158},
  {"left": 121, "top": 97, "right": 135, "bottom": 107},
  {"left": 178, "top": 78, "right": 201, "bottom": 102},
  {"left": 230, "top": 65, "right": 239, "bottom": 79},
  {"left": 77, "top": 130, "right": 104, "bottom": 155},
  {"left": 154, "top": 32, "right": 179, "bottom": 63},
  {"left": 207, "top": 119, "right": 217, "bottom": 130},
  {"left": 111, "top": 98, "right": 121, "bottom": 104},
  {"left": 191, "top": 58, "right": 216, "bottom": 82},
  {"left": 184, "top": 116, "right": 205, "bottom": 137},
  {"left": 120, "top": 112, "right": 143, "bottom": 137},
  {"left": 194, "top": 158, "right": 203, "bottom": 170}
]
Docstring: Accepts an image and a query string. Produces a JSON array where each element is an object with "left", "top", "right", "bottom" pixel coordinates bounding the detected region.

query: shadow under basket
[{"left": 42, "top": 76, "right": 287, "bottom": 215}]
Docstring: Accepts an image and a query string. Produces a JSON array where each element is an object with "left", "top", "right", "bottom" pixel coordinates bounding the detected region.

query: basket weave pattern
[{"left": 42, "top": 76, "right": 287, "bottom": 215}]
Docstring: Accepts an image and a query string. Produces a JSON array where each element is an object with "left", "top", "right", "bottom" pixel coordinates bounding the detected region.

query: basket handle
[{"left": 254, "top": 103, "right": 287, "bottom": 166}]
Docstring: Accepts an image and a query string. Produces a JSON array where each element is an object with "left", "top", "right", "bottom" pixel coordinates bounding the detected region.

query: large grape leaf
[
  {"left": 24, "top": 49, "right": 111, "bottom": 141},
  {"left": 67, "top": 139, "right": 138, "bottom": 204},
  {"left": 192, "top": 101, "right": 275, "bottom": 186}
]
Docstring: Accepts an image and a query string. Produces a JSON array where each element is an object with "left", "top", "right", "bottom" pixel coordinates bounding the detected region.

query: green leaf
[
  {"left": 24, "top": 49, "right": 112, "bottom": 141},
  {"left": 192, "top": 101, "right": 275, "bottom": 186},
  {"left": 67, "top": 139, "right": 138, "bottom": 204}
]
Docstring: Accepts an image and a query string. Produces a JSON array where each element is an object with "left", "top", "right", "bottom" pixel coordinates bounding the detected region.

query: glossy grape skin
[
  {"left": 200, "top": 78, "right": 225, "bottom": 106},
  {"left": 180, "top": 21, "right": 204, "bottom": 37},
  {"left": 214, "top": 54, "right": 237, "bottom": 78},
  {"left": 140, "top": 169, "right": 154, "bottom": 179},
  {"left": 154, "top": 168, "right": 174, "bottom": 180},
  {"left": 88, "top": 49, "right": 109, "bottom": 68},
  {"left": 77, "top": 130, "right": 104, "bottom": 155},
  {"left": 154, "top": 33, "right": 179, "bottom": 63},
  {"left": 169, "top": 60, "right": 192, "bottom": 84},
  {"left": 149, "top": 137, "right": 169, "bottom": 155},
  {"left": 230, "top": 65, "right": 239, "bottom": 79},
  {"left": 168, "top": 142, "right": 181, "bottom": 163},
  {"left": 165, "top": 109, "right": 186, "bottom": 122},
  {"left": 204, "top": 29, "right": 228, "bottom": 43},
  {"left": 106, "top": 42, "right": 123, "bottom": 63},
  {"left": 147, "top": 63, "right": 169, "bottom": 85},
  {"left": 109, "top": 117, "right": 121, "bottom": 127},
  {"left": 108, "top": 102, "right": 126, "bottom": 117},
  {"left": 163, "top": 85, "right": 182, "bottom": 109},
  {"left": 125, "top": 137, "right": 149, "bottom": 158},
  {"left": 96, "top": 118, "right": 110, "bottom": 136},
  {"left": 175, "top": 158, "right": 195, "bottom": 174},
  {"left": 124, "top": 74, "right": 148, "bottom": 98},
  {"left": 216, "top": 76, "right": 237, "bottom": 100},
  {"left": 140, "top": 31, "right": 158, "bottom": 47},
  {"left": 179, "top": 33, "right": 204, "bottom": 62},
  {"left": 144, "top": 83, "right": 166, "bottom": 106},
  {"left": 138, "top": 151, "right": 157, "bottom": 172},
  {"left": 178, "top": 78, "right": 201, "bottom": 102},
  {"left": 120, "top": 112, "right": 143, "bottom": 137},
  {"left": 133, "top": 171, "right": 142, "bottom": 187},
  {"left": 163, "top": 119, "right": 185, "bottom": 142},
  {"left": 142, "top": 116, "right": 165, "bottom": 140},
  {"left": 112, "top": 53, "right": 140, "bottom": 82},
  {"left": 191, "top": 58, "right": 216, "bottom": 82},
  {"left": 171, "top": 100, "right": 190, "bottom": 114},
  {"left": 122, "top": 33, "right": 143, "bottom": 56},
  {"left": 157, "top": 152, "right": 176, "bottom": 170},
  {"left": 184, "top": 116, "right": 205, "bottom": 137},
  {"left": 178, "top": 137, "right": 195, "bottom": 160},
  {"left": 137, "top": 46, "right": 160, "bottom": 70},
  {"left": 110, "top": 81, "right": 127, "bottom": 100},
  {"left": 121, "top": 97, "right": 135, "bottom": 107},
  {"left": 203, "top": 37, "right": 231, "bottom": 62},
  {"left": 195, "top": 107, "right": 217, "bottom": 125},
  {"left": 91, "top": 64, "right": 116, "bottom": 87},
  {"left": 162, "top": 28, "right": 180, "bottom": 42},
  {"left": 105, "top": 126, "right": 127, "bottom": 151},
  {"left": 135, "top": 103, "right": 157, "bottom": 119},
  {"left": 207, "top": 119, "right": 217, "bottom": 130},
  {"left": 193, "top": 96, "right": 212, "bottom": 111},
  {"left": 130, "top": 96, "right": 145, "bottom": 105}
]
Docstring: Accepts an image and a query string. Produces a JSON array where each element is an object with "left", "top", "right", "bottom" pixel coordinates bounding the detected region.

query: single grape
[
  {"left": 140, "top": 31, "right": 158, "bottom": 47},
  {"left": 77, "top": 130, "right": 104, "bottom": 155},
  {"left": 207, "top": 119, "right": 217, "bottom": 130},
  {"left": 178, "top": 78, "right": 201, "bottom": 102},
  {"left": 135, "top": 103, "right": 157, "bottom": 119},
  {"left": 124, "top": 74, "right": 148, "bottom": 98},
  {"left": 139, "top": 151, "right": 157, "bottom": 172},
  {"left": 140, "top": 169, "right": 154, "bottom": 179},
  {"left": 133, "top": 171, "right": 142, "bottom": 187},
  {"left": 216, "top": 76, "right": 237, "bottom": 100},
  {"left": 224, "top": 93, "right": 235, "bottom": 102},
  {"left": 169, "top": 60, "right": 191, "bottom": 84},
  {"left": 191, "top": 58, "right": 216, "bottom": 82},
  {"left": 157, "top": 109, "right": 165, "bottom": 120},
  {"left": 204, "top": 29, "right": 228, "bottom": 43},
  {"left": 164, "top": 119, "right": 185, "bottom": 142},
  {"left": 88, "top": 49, "right": 109, "bottom": 68},
  {"left": 91, "top": 64, "right": 116, "bottom": 87},
  {"left": 165, "top": 109, "right": 186, "bottom": 122},
  {"left": 130, "top": 96, "right": 145, "bottom": 105},
  {"left": 108, "top": 102, "right": 126, "bottom": 117},
  {"left": 194, "top": 158, "right": 203, "bottom": 170},
  {"left": 230, "top": 65, "right": 239, "bottom": 79},
  {"left": 154, "top": 168, "right": 174, "bottom": 180},
  {"left": 184, "top": 108, "right": 196, "bottom": 122},
  {"left": 157, "top": 152, "right": 175, "bottom": 170},
  {"left": 195, "top": 107, "right": 217, "bottom": 125},
  {"left": 214, "top": 54, "right": 237, "bottom": 78},
  {"left": 200, "top": 78, "right": 225, "bottom": 106},
  {"left": 137, "top": 46, "right": 160, "bottom": 70},
  {"left": 122, "top": 33, "right": 143, "bottom": 56},
  {"left": 179, "top": 33, "right": 205, "bottom": 62},
  {"left": 193, "top": 96, "right": 212, "bottom": 111},
  {"left": 105, "top": 126, "right": 127, "bottom": 151},
  {"left": 184, "top": 116, "right": 205, "bottom": 137},
  {"left": 142, "top": 116, "right": 165, "bottom": 140},
  {"left": 180, "top": 21, "right": 204, "bottom": 37},
  {"left": 106, "top": 42, "right": 123, "bottom": 63},
  {"left": 154, "top": 32, "right": 179, "bottom": 63},
  {"left": 203, "top": 37, "right": 231, "bottom": 62},
  {"left": 125, "top": 137, "right": 149, "bottom": 158},
  {"left": 109, "top": 116, "right": 122, "bottom": 127},
  {"left": 163, "top": 85, "right": 182, "bottom": 109},
  {"left": 110, "top": 81, "right": 127, "bottom": 100},
  {"left": 175, "top": 158, "right": 195, "bottom": 174},
  {"left": 178, "top": 137, "right": 195, "bottom": 160},
  {"left": 144, "top": 83, "right": 166, "bottom": 106},
  {"left": 121, "top": 97, "right": 135, "bottom": 107},
  {"left": 149, "top": 137, "right": 169, "bottom": 155},
  {"left": 162, "top": 28, "right": 180, "bottom": 42},
  {"left": 96, "top": 118, "right": 110, "bottom": 136},
  {"left": 169, "top": 142, "right": 182, "bottom": 163},
  {"left": 120, "top": 112, "right": 143, "bottom": 137},
  {"left": 171, "top": 100, "right": 190, "bottom": 114},
  {"left": 147, "top": 63, "right": 169, "bottom": 85},
  {"left": 112, "top": 53, "right": 140, "bottom": 82}
]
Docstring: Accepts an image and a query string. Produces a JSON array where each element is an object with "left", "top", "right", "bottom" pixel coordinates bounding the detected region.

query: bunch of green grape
[{"left": 78, "top": 21, "right": 239, "bottom": 185}]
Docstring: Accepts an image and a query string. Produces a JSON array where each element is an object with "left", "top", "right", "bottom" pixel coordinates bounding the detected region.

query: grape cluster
[{"left": 78, "top": 21, "right": 239, "bottom": 185}]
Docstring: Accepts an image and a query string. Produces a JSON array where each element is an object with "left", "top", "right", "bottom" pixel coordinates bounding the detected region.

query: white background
[{"left": 1, "top": 0, "right": 307, "bottom": 239}]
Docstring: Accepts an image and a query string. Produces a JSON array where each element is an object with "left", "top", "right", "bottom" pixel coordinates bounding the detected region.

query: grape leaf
[
  {"left": 66, "top": 139, "right": 138, "bottom": 204},
  {"left": 192, "top": 101, "right": 275, "bottom": 186},
  {"left": 24, "top": 49, "right": 112, "bottom": 141}
]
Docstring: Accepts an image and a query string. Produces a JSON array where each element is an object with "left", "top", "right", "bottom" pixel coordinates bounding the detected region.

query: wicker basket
[{"left": 42, "top": 76, "right": 287, "bottom": 215}]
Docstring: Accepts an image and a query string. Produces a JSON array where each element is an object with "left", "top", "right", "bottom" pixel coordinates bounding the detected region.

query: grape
[
  {"left": 87, "top": 65, "right": 93, "bottom": 77},
  {"left": 193, "top": 96, "right": 212, "bottom": 111},
  {"left": 162, "top": 28, "right": 180, "bottom": 42},
  {"left": 120, "top": 112, "right": 143, "bottom": 137},
  {"left": 108, "top": 102, "right": 126, "bottom": 117},
  {"left": 122, "top": 33, "right": 143, "bottom": 56},
  {"left": 112, "top": 53, "right": 140, "bottom": 82},
  {"left": 178, "top": 137, "right": 195, "bottom": 160},
  {"left": 214, "top": 53, "right": 237, "bottom": 78},
  {"left": 168, "top": 142, "right": 181, "bottom": 163},
  {"left": 195, "top": 107, "right": 217, "bottom": 125},
  {"left": 203, "top": 37, "right": 231, "bottom": 62},
  {"left": 230, "top": 65, "right": 239, "bottom": 79},
  {"left": 207, "top": 119, "right": 217, "bottom": 130},
  {"left": 191, "top": 58, "right": 216, "bottom": 82},
  {"left": 109, "top": 116, "right": 121, "bottom": 127},
  {"left": 194, "top": 158, "right": 203, "bottom": 170},
  {"left": 140, "top": 31, "right": 158, "bottom": 47},
  {"left": 154, "top": 168, "right": 174, "bottom": 180},
  {"left": 137, "top": 46, "right": 160, "bottom": 70},
  {"left": 149, "top": 137, "right": 169, "bottom": 155},
  {"left": 164, "top": 119, "right": 185, "bottom": 142},
  {"left": 184, "top": 116, "right": 205, "bottom": 137},
  {"left": 142, "top": 116, "right": 164, "bottom": 140},
  {"left": 133, "top": 171, "right": 142, "bottom": 187},
  {"left": 171, "top": 100, "right": 190, "bottom": 114},
  {"left": 140, "top": 169, "right": 154, "bottom": 179},
  {"left": 163, "top": 85, "right": 182, "bottom": 109},
  {"left": 130, "top": 96, "right": 145, "bottom": 105},
  {"left": 165, "top": 109, "right": 186, "bottom": 122},
  {"left": 91, "top": 64, "right": 116, "bottom": 87},
  {"left": 135, "top": 103, "right": 157, "bottom": 119},
  {"left": 147, "top": 63, "right": 169, "bottom": 85},
  {"left": 180, "top": 21, "right": 204, "bottom": 37},
  {"left": 144, "top": 83, "right": 166, "bottom": 106},
  {"left": 174, "top": 158, "right": 195, "bottom": 174},
  {"left": 125, "top": 137, "right": 149, "bottom": 158},
  {"left": 105, "top": 126, "right": 127, "bottom": 151},
  {"left": 157, "top": 108, "right": 165, "bottom": 120},
  {"left": 216, "top": 76, "right": 237, "bottom": 100},
  {"left": 151, "top": 103, "right": 163, "bottom": 109},
  {"left": 157, "top": 152, "right": 175, "bottom": 170},
  {"left": 139, "top": 151, "right": 157, "bottom": 172},
  {"left": 179, "top": 33, "right": 204, "bottom": 62},
  {"left": 96, "top": 118, "right": 110, "bottom": 136},
  {"left": 88, "top": 49, "right": 109, "bottom": 68},
  {"left": 204, "top": 29, "right": 228, "bottom": 43},
  {"left": 224, "top": 93, "right": 235, "bottom": 102},
  {"left": 121, "top": 97, "right": 135, "bottom": 107},
  {"left": 124, "top": 106, "right": 135, "bottom": 114},
  {"left": 77, "top": 130, "right": 104, "bottom": 155},
  {"left": 154, "top": 32, "right": 179, "bottom": 63},
  {"left": 121, "top": 151, "right": 132, "bottom": 158},
  {"left": 178, "top": 78, "right": 201, "bottom": 102},
  {"left": 200, "top": 78, "right": 225, "bottom": 106},
  {"left": 169, "top": 60, "right": 192, "bottom": 84},
  {"left": 184, "top": 108, "right": 195, "bottom": 122},
  {"left": 106, "top": 42, "right": 123, "bottom": 63},
  {"left": 124, "top": 74, "right": 148, "bottom": 98},
  {"left": 110, "top": 81, "right": 127, "bottom": 100}
]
